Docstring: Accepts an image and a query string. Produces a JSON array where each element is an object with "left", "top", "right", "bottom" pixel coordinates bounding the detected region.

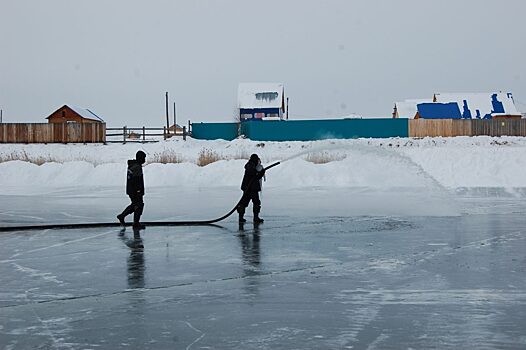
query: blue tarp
[{"left": 417, "top": 102, "right": 462, "bottom": 119}]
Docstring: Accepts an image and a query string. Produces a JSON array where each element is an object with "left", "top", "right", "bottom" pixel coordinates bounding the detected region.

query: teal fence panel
[
  {"left": 191, "top": 122, "right": 239, "bottom": 140},
  {"left": 244, "top": 119, "right": 408, "bottom": 141},
  {"left": 191, "top": 119, "right": 409, "bottom": 141}
]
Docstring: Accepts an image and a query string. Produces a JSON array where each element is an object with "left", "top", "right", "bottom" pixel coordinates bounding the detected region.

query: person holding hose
[
  {"left": 117, "top": 150, "right": 146, "bottom": 229},
  {"left": 238, "top": 153, "right": 266, "bottom": 224}
]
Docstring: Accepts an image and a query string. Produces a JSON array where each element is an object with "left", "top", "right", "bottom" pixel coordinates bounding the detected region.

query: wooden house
[{"left": 47, "top": 105, "right": 104, "bottom": 124}]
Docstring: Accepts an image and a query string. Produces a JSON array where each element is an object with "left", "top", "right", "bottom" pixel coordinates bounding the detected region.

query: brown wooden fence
[
  {"left": 471, "top": 119, "right": 526, "bottom": 137},
  {"left": 0, "top": 123, "right": 106, "bottom": 143},
  {"left": 105, "top": 126, "right": 188, "bottom": 143},
  {"left": 409, "top": 119, "right": 526, "bottom": 137}
]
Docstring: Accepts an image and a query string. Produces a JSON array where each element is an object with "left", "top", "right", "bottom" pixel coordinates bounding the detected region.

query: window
[{"left": 255, "top": 92, "right": 278, "bottom": 101}]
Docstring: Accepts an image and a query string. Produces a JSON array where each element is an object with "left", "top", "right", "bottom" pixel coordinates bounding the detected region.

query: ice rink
[{"left": 1, "top": 187, "right": 525, "bottom": 349}]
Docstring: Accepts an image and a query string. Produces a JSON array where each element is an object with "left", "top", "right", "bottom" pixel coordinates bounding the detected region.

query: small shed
[
  {"left": 238, "top": 83, "right": 285, "bottom": 121},
  {"left": 47, "top": 105, "right": 105, "bottom": 124},
  {"left": 169, "top": 124, "right": 183, "bottom": 133}
]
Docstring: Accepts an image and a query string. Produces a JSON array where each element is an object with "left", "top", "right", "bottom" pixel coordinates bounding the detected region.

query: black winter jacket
[
  {"left": 126, "top": 159, "right": 145, "bottom": 196},
  {"left": 241, "top": 160, "right": 265, "bottom": 193}
]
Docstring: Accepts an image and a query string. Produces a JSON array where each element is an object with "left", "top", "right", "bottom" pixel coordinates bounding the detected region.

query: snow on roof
[
  {"left": 68, "top": 105, "right": 105, "bottom": 122},
  {"left": 238, "top": 83, "right": 284, "bottom": 109},
  {"left": 395, "top": 99, "right": 431, "bottom": 118},
  {"left": 434, "top": 92, "right": 520, "bottom": 118}
]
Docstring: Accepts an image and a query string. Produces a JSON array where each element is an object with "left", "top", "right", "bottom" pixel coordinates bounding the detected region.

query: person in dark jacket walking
[
  {"left": 237, "top": 153, "right": 266, "bottom": 223},
  {"left": 117, "top": 150, "right": 146, "bottom": 229}
]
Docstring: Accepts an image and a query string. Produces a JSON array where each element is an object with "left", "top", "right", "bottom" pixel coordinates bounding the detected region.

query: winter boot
[
  {"left": 133, "top": 212, "right": 145, "bottom": 230},
  {"left": 117, "top": 214, "right": 126, "bottom": 226},
  {"left": 133, "top": 222, "right": 146, "bottom": 230},
  {"left": 118, "top": 204, "right": 135, "bottom": 226},
  {"left": 237, "top": 206, "right": 247, "bottom": 223},
  {"left": 253, "top": 206, "right": 264, "bottom": 224}
]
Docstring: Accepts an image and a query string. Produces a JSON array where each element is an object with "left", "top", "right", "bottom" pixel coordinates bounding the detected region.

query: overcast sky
[{"left": 1, "top": 0, "right": 525, "bottom": 126}]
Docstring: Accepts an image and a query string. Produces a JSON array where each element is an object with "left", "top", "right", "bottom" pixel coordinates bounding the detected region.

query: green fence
[
  {"left": 191, "top": 119, "right": 409, "bottom": 141},
  {"left": 191, "top": 122, "right": 239, "bottom": 141},
  {"left": 243, "top": 119, "right": 408, "bottom": 141}
]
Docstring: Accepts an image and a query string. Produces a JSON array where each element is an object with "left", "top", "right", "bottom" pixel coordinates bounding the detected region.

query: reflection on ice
[{"left": 119, "top": 228, "right": 145, "bottom": 289}]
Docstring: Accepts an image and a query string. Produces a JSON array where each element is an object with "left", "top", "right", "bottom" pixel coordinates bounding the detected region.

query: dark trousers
[
  {"left": 120, "top": 194, "right": 144, "bottom": 223},
  {"left": 237, "top": 191, "right": 261, "bottom": 216}
]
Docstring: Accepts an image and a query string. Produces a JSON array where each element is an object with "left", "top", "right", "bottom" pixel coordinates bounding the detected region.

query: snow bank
[{"left": 1, "top": 136, "right": 526, "bottom": 191}]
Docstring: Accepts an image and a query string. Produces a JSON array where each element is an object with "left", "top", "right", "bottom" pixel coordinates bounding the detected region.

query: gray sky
[{"left": 1, "top": 0, "right": 525, "bottom": 126}]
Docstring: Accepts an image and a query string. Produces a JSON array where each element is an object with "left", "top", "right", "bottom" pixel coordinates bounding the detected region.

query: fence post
[
  {"left": 183, "top": 126, "right": 186, "bottom": 141},
  {"left": 142, "top": 126, "right": 146, "bottom": 143},
  {"left": 123, "top": 126, "right": 127, "bottom": 144},
  {"left": 163, "top": 126, "right": 166, "bottom": 140}
]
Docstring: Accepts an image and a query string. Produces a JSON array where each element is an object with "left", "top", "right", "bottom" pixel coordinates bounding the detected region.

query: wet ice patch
[
  {"left": 367, "top": 259, "right": 406, "bottom": 271},
  {"left": 12, "top": 263, "right": 64, "bottom": 284},
  {"left": 244, "top": 327, "right": 307, "bottom": 346},
  {"left": 271, "top": 252, "right": 336, "bottom": 265},
  {"left": 328, "top": 305, "right": 381, "bottom": 348}
]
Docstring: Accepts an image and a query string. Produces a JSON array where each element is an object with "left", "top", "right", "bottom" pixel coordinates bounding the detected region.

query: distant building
[
  {"left": 393, "top": 99, "right": 430, "bottom": 119},
  {"left": 394, "top": 92, "right": 522, "bottom": 119},
  {"left": 169, "top": 124, "right": 183, "bottom": 133},
  {"left": 433, "top": 93, "right": 521, "bottom": 119},
  {"left": 238, "top": 83, "right": 285, "bottom": 121},
  {"left": 47, "top": 105, "right": 104, "bottom": 123}
]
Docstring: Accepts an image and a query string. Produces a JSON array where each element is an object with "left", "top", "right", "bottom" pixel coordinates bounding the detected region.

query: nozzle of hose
[{"left": 264, "top": 162, "right": 281, "bottom": 171}]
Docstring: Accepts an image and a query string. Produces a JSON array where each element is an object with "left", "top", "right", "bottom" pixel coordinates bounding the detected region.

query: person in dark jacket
[
  {"left": 237, "top": 153, "right": 266, "bottom": 223},
  {"left": 117, "top": 150, "right": 146, "bottom": 229}
]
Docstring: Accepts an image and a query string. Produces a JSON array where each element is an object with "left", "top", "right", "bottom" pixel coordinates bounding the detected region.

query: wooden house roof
[{"left": 47, "top": 105, "right": 105, "bottom": 122}]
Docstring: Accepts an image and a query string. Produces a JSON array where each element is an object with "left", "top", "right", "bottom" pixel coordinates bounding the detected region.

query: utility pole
[
  {"left": 286, "top": 97, "right": 289, "bottom": 120},
  {"left": 174, "top": 102, "right": 177, "bottom": 135},
  {"left": 165, "top": 92, "right": 170, "bottom": 135}
]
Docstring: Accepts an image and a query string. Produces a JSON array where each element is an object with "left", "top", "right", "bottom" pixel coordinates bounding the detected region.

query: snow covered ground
[{"left": 1, "top": 136, "right": 526, "bottom": 192}]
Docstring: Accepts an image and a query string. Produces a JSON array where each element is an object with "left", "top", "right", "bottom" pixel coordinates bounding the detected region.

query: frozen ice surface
[{"left": 1, "top": 186, "right": 525, "bottom": 349}]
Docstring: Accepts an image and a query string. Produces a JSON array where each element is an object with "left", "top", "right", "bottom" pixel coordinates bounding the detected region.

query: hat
[
  {"left": 136, "top": 150, "right": 146, "bottom": 163},
  {"left": 250, "top": 153, "right": 259, "bottom": 162}
]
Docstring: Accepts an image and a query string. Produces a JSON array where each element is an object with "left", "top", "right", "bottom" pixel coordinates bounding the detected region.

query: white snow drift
[{"left": 1, "top": 136, "right": 526, "bottom": 191}]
